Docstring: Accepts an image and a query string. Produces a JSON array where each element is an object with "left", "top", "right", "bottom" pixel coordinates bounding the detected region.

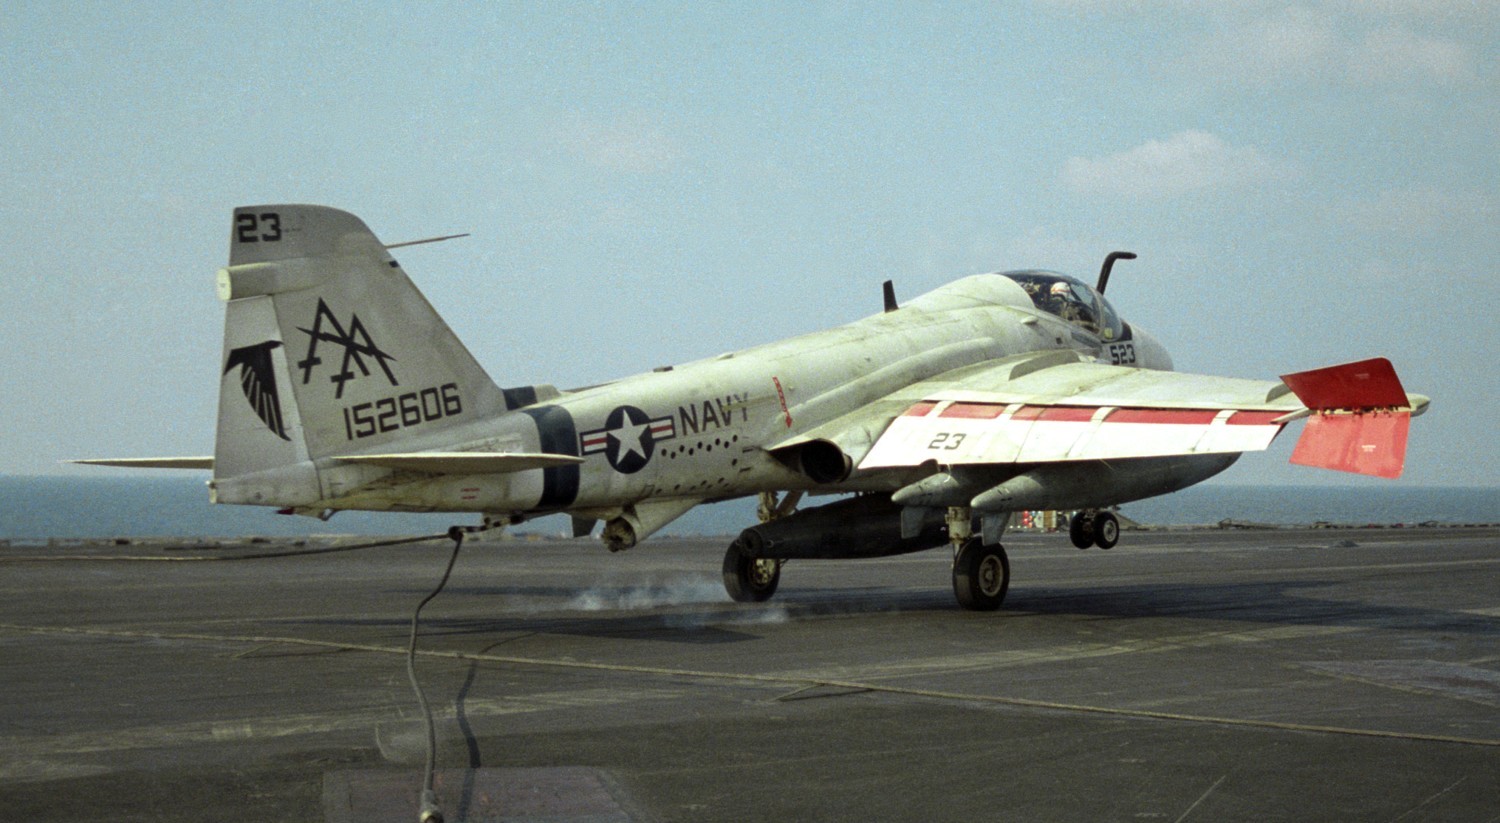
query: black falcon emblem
[{"left": 224, "top": 340, "right": 290, "bottom": 441}]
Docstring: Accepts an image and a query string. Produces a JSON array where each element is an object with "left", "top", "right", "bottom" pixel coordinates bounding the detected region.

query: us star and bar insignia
[{"left": 579, "top": 405, "right": 677, "bottom": 474}]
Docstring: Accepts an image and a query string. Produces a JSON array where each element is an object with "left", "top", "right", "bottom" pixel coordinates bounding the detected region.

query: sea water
[{"left": 0, "top": 475, "right": 1495, "bottom": 540}]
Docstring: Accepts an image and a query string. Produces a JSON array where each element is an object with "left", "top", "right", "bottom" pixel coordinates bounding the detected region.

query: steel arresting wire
[
  {"left": 406, "top": 527, "right": 466, "bottom": 823},
  {"left": 0, "top": 532, "right": 454, "bottom": 562}
]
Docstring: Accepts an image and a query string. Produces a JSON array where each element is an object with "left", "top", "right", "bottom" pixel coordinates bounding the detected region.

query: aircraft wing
[{"left": 832, "top": 356, "right": 1425, "bottom": 479}]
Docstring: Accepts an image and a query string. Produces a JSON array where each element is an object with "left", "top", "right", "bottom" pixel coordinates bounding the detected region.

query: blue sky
[{"left": 3, "top": 2, "right": 1495, "bottom": 487}]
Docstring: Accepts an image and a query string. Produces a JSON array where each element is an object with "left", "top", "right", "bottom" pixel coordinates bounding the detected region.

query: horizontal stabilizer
[
  {"left": 331, "top": 452, "right": 584, "bottom": 475},
  {"left": 70, "top": 457, "right": 215, "bottom": 470}
]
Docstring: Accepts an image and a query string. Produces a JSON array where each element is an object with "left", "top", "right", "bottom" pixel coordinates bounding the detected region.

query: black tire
[
  {"left": 1093, "top": 511, "right": 1120, "bottom": 550},
  {"left": 723, "top": 541, "right": 781, "bottom": 602},
  {"left": 1068, "top": 512, "right": 1095, "bottom": 550},
  {"left": 952, "top": 539, "right": 1010, "bottom": 611}
]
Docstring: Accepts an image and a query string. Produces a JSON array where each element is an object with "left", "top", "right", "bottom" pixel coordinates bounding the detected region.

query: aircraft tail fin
[
  {"left": 1279, "top": 358, "right": 1425, "bottom": 479},
  {"left": 213, "top": 205, "right": 510, "bottom": 505}
]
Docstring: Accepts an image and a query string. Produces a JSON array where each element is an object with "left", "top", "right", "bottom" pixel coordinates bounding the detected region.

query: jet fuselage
[{"left": 300, "top": 273, "right": 1170, "bottom": 529}]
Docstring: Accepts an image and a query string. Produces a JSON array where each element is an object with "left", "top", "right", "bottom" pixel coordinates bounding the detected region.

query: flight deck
[{"left": 3, "top": 526, "right": 1498, "bottom": 821}]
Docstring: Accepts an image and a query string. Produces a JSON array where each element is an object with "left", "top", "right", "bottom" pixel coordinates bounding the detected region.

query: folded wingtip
[
  {"left": 1280, "top": 358, "right": 1423, "bottom": 479},
  {"left": 1280, "top": 357, "right": 1409, "bottom": 411},
  {"left": 1289, "top": 412, "right": 1410, "bottom": 479}
]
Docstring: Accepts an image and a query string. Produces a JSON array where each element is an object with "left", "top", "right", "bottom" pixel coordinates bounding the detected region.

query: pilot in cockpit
[{"left": 1047, "top": 281, "right": 1078, "bottom": 322}]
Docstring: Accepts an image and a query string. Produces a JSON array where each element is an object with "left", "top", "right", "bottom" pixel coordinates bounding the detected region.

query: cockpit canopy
[{"left": 1000, "top": 270, "right": 1125, "bottom": 341}]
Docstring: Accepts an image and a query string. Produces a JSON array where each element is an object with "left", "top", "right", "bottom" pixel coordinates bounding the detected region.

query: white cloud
[
  {"left": 1181, "top": 5, "right": 1478, "bottom": 88},
  {"left": 1036, "top": 0, "right": 1269, "bottom": 12},
  {"left": 1062, "top": 131, "right": 1293, "bottom": 200},
  {"left": 1323, "top": 0, "right": 1500, "bottom": 24},
  {"left": 1043, "top": 0, "right": 1498, "bottom": 25},
  {"left": 1345, "top": 26, "right": 1475, "bottom": 85},
  {"left": 1183, "top": 6, "right": 1338, "bottom": 86},
  {"left": 553, "top": 113, "right": 680, "bottom": 174},
  {"left": 1347, "top": 185, "right": 1496, "bottom": 236}
]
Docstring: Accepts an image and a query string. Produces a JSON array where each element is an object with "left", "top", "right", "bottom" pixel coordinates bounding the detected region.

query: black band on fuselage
[{"left": 519, "top": 405, "right": 580, "bottom": 509}]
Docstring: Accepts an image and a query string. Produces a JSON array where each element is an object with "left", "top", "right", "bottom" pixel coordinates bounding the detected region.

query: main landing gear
[
  {"left": 719, "top": 494, "right": 1015, "bottom": 611},
  {"left": 952, "top": 537, "right": 1010, "bottom": 611},
  {"left": 1068, "top": 510, "right": 1119, "bottom": 550},
  {"left": 722, "top": 490, "right": 793, "bottom": 603},
  {"left": 948, "top": 505, "right": 1010, "bottom": 611},
  {"left": 723, "top": 539, "right": 781, "bottom": 602},
  {"left": 720, "top": 533, "right": 1013, "bottom": 611}
]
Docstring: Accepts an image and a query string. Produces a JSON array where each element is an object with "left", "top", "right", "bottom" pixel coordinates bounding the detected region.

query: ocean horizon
[{"left": 2, "top": 475, "right": 1495, "bottom": 541}]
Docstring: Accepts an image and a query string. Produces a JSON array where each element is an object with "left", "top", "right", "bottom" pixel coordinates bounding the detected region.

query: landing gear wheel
[
  {"left": 722, "top": 541, "right": 781, "bottom": 603},
  {"left": 1093, "top": 511, "right": 1120, "bottom": 550},
  {"left": 1069, "top": 512, "right": 1096, "bottom": 550},
  {"left": 952, "top": 538, "right": 1010, "bottom": 611}
]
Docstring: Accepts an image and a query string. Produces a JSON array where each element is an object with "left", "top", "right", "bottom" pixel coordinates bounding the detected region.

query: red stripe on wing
[
  {"left": 939, "top": 402, "right": 1007, "bottom": 419},
  {"left": 1227, "top": 410, "right": 1286, "bottom": 426},
  {"left": 1106, "top": 408, "right": 1220, "bottom": 425}
]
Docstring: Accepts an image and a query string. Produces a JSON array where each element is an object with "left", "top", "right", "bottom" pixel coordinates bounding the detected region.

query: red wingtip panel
[
  {"left": 1280, "top": 358, "right": 1408, "bottom": 410},
  {"left": 1289, "top": 412, "right": 1410, "bottom": 479}
]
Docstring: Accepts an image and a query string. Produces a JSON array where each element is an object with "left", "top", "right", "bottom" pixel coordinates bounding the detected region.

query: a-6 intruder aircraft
[{"left": 80, "top": 205, "right": 1428, "bottom": 610}]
